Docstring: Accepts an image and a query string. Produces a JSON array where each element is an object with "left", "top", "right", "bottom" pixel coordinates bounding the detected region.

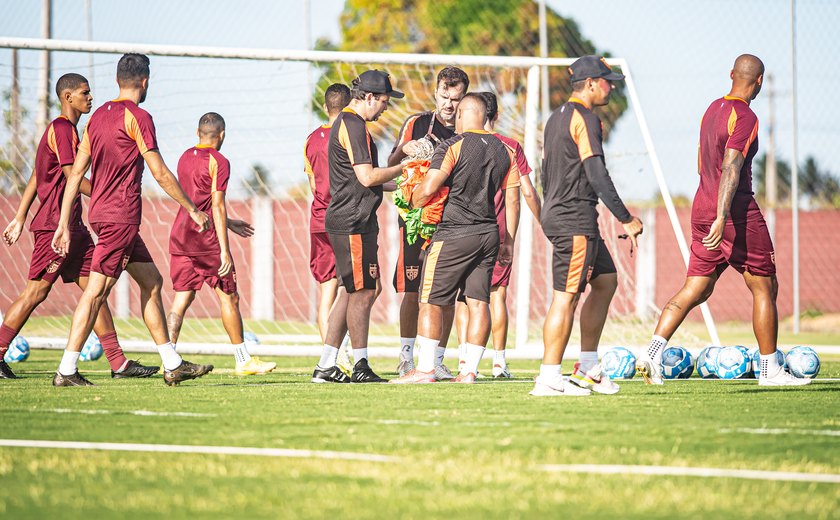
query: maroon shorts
[
  {"left": 170, "top": 253, "right": 237, "bottom": 294},
  {"left": 687, "top": 217, "right": 776, "bottom": 277},
  {"left": 90, "top": 223, "right": 154, "bottom": 278},
  {"left": 28, "top": 229, "right": 93, "bottom": 284},
  {"left": 491, "top": 260, "right": 512, "bottom": 288},
  {"left": 309, "top": 232, "right": 336, "bottom": 283}
]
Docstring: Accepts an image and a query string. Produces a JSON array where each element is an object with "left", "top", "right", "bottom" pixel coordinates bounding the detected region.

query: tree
[
  {"left": 753, "top": 153, "right": 840, "bottom": 208},
  {"left": 242, "top": 163, "right": 275, "bottom": 197}
]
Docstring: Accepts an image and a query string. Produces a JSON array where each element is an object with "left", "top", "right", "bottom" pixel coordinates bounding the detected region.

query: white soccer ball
[
  {"left": 785, "top": 346, "right": 820, "bottom": 379},
  {"left": 660, "top": 346, "right": 694, "bottom": 379},
  {"left": 80, "top": 332, "right": 103, "bottom": 362},
  {"left": 601, "top": 347, "right": 636, "bottom": 379},
  {"left": 243, "top": 331, "right": 260, "bottom": 349},
  {"left": 732, "top": 345, "right": 752, "bottom": 379},
  {"left": 695, "top": 346, "right": 721, "bottom": 379},
  {"left": 749, "top": 348, "right": 785, "bottom": 378},
  {"left": 4, "top": 336, "right": 30, "bottom": 363},
  {"left": 715, "top": 346, "right": 750, "bottom": 379}
]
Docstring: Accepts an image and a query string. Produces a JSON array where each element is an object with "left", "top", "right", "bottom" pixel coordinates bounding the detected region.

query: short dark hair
[
  {"left": 478, "top": 91, "right": 498, "bottom": 122},
  {"left": 55, "top": 73, "right": 88, "bottom": 98},
  {"left": 324, "top": 83, "right": 351, "bottom": 115},
  {"left": 571, "top": 79, "right": 588, "bottom": 93},
  {"left": 437, "top": 67, "right": 469, "bottom": 92},
  {"left": 117, "top": 53, "right": 150, "bottom": 88},
  {"left": 198, "top": 112, "right": 225, "bottom": 137},
  {"left": 460, "top": 92, "right": 487, "bottom": 121}
]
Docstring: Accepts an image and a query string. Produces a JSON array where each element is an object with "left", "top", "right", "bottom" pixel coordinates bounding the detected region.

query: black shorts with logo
[
  {"left": 548, "top": 235, "right": 616, "bottom": 293},
  {"left": 329, "top": 231, "right": 380, "bottom": 293},
  {"left": 419, "top": 231, "right": 499, "bottom": 305}
]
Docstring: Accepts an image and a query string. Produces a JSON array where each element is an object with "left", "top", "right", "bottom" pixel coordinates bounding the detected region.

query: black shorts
[
  {"left": 548, "top": 235, "right": 616, "bottom": 293},
  {"left": 393, "top": 223, "right": 424, "bottom": 293},
  {"left": 419, "top": 231, "right": 498, "bottom": 305},
  {"left": 329, "top": 231, "right": 380, "bottom": 293}
]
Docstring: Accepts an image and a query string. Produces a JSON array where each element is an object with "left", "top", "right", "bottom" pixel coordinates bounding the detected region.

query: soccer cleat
[
  {"left": 397, "top": 358, "right": 415, "bottom": 377},
  {"left": 164, "top": 360, "right": 214, "bottom": 386},
  {"left": 0, "top": 361, "right": 18, "bottom": 379},
  {"left": 434, "top": 364, "right": 455, "bottom": 381},
  {"left": 636, "top": 356, "right": 664, "bottom": 385},
  {"left": 389, "top": 368, "right": 436, "bottom": 384},
  {"left": 336, "top": 345, "right": 353, "bottom": 377},
  {"left": 111, "top": 359, "right": 159, "bottom": 379},
  {"left": 350, "top": 358, "right": 388, "bottom": 383},
  {"left": 311, "top": 365, "right": 350, "bottom": 383},
  {"left": 449, "top": 372, "right": 477, "bottom": 384},
  {"left": 758, "top": 367, "right": 811, "bottom": 387},
  {"left": 52, "top": 371, "right": 94, "bottom": 387},
  {"left": 529, "top": 376, "right": 591, "bottom": 397},
  {"left": 492, "top": 363, "right": 511, "bottom": 378},
  {"left": 235, "top": 357, "right": 277, "bottom": 376},
  {"left": 570, "top": 362, "right": 620, "bottom": 395}
]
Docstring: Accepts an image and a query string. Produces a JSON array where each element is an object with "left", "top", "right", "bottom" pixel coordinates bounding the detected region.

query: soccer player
[
  {"left": 311, "top": 70, "right": 404, "bottom": 384},
  {"left": 166, "top": 112, "right": 275, "bottom": 376},
  {"left": 51, "top": 53, "right": 213, "bottom": 387},
  {"left": 387, "top": 67, "right": 469, "bottom": 378},
  {"left": 636, "top": 54, "right": 809, "bottom": 387},
  {"left": 391, "top": 93, "right": 519, "bottom": 384},
  {"left": 453, "top": 91, "right": 542, "bottom": 378},
  {"left": 532, "top": 56, "right": 643, "bottom": 397},
  {"left": 0, "top": 73, "right": 157, "bottom": 380}
]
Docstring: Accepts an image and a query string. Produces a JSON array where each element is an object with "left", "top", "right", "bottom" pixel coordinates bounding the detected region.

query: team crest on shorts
[
  {"left": 46, "top": 260, "right": 60, "bottom": 274},
  {"left": 232, "top": 271, "right": 237, "bottom": 283},
  {"left": 406, "top": 265, "right": 419, "bottom": 281},
  {"left": 369, "top": 264, "right": 379, "bottom": 279},
  {"left": 585, "top": 266, "right": 594, "bottom": 282},
  {"left": 121, "top": 255, "right": 130, "bottom": 269},
  {"left": 770, "top": 251, "right": 776, "bottom": 265}
]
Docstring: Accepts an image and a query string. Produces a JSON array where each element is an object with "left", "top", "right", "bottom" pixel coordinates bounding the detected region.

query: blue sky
[{"left": 1, "top": 0, "right": 837, "bottom": 201}]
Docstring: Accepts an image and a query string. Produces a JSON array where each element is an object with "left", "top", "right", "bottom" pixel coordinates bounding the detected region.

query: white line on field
[
  {"left": 46, "top": 408, "right": 217, "bottom": 417},
  {"left": 0, "top": 439, "right": 393, "bottom": 462},
  {"left": 719, "top": 428, "right": 840, "bottom": 437},
  {"left": 539, "top": 464, "right": 840, "bottom": 483}
]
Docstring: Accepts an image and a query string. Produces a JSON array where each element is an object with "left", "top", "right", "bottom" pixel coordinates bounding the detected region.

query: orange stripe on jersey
[
  {"left": 337, "top": 121, "right": 355, "bottom": 165},
  {"left": 440, "top": 139, "right": 464, "bottom": 176},
  {"left": 350, "top": 234, "right": 364, "bottom": 291},
  {"left": 565, "top": 235, "right": 588, "bottom": 293},
  {"left": 46, "top": 123, "right": 59, "bottom": 163},
  {"left": 570, "top": 110, "right": 594, "bottom": 161},
  {"left": 743, "top": 119, "right": 759, "bottom": 157},
  {"left": 125, "top": 109, "right": 151, "bottom": 154},
  {"left": 727, "top": 107, "right": 738, "bottom": 137},
  {"left": 303, "top": 135, "right": 314, "bottom": 176},
  {"left": 398, "top": 116, "right": 419, "bottom": 146},
  {"left": 78, "top": 122, "right": 91, "bottom": 156},
  {"left": 208, "top": 153, "right": 219, "bottom": 192},
  {"left": 396, "top": 227, "right": 406, "bottom": 292},
  {"left": 420, "top": 240, "right": 444, "bottom": 303}
]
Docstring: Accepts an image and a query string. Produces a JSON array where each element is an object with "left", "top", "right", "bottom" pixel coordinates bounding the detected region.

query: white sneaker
[
  {"left": 529, "top": 375, "right": 591, "bottom": 397},
  {"left": 336, "top": 345, "right": 353, "bottom": 377},
  {"left": 397, "top": 358, "right": 415, "bottom": 377},
  {"left": 570, "top": 362, "right": 619, "bottom": 395},
  {"left": 759, "top": 367, "right": 811, "bottom": 386},
  {"left": 636, "top": 356, "right": 664, "bottom": 385},
  {"left": 492, "top": 363, "right": 512, "bottom": 378},
  {"left": 434, "top": 364, "right": 455, "bottom": 380}
]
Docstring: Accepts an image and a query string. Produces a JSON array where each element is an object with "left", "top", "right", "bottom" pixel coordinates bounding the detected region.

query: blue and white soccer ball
[
  {"left": 601, "top": 347, "right": 636, "bottom": 379},
  {"left": 715, "top": 346, "right": 750, "bottom": 379},
  {"left": 80, "top": 332, "right": 103, "bottom": 362},
  {"left": 660, "top": 346, "right": 694, "bottom": 379},
  {"left": 243, "top": 331, "right": 260, "bottom": 349},
  {"left": 4, "top": 336, "right": 30, "bottom": 363},
  {"left": 785, "top": 346, "right": 821, "bottom": 379},
  {"left": 750, "top": 348, "right": 785, "bottom": 378},
  {"left": 695, "top": 346, "right": 721, "bottom": 379},
  {"left": 732, "top": 345, "right": 752, "bottom": 378}
]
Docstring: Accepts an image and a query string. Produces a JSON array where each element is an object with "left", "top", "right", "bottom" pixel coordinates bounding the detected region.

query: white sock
[
  {"left": 759, "top": 351, "right": 781, "bottom": 379},
  {"left": 58, "top": 350, "right": 81, "bottom": 376},
  {"left": 339, "top": 333, "right": 351, "bottom": 351},
  {"left": 318, "top": 345, "right": 339, "bottom": 368},
  {"left": 493, "top": 349, "right": 506, "bottom": 367},
  {"left": 538, "top": 364, "right": 561, "bottom": 380},
  {"left": 462, "top": 343, "right": 485, "bottom": 376},
  {"left": 400, "top": 337, "right": 415, "bottom": 360},
  {"left": 416, "top": 335, "right": 438, "bottom": 373},
  {"left": 647, "top": 335, "right": 668, "bottom": 363},
  {"left": 352, "top": 347, "right": 368, "bottom": 364},
  {"left": 579, "top": 351, "right": 599, "bottom": 372},
  {"left": 233, "top": 343, "right": 251, "bottom": 365},
  {"left": 157, "top": 342, "right": 183, "bottom": 371},
  {"left": 458, "top": 343, "right": 466, "bottom": 367},
  {"left": 434, "top": 346, "right": 447, "bottom": 367}
]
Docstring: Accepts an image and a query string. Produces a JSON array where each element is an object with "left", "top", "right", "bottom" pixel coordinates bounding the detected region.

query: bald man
[
  {"left": 637, "top": 54, "right": 809, "bottom": 387},
  {"left": 390, "top": 94, "right": 520, "bottom": 384}
]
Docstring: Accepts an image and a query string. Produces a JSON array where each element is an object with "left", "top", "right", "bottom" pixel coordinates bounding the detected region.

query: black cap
[
  {"left": 568, "top": 56, "right": 625, "bottom": 83},
  {"left": 354, "top": 69, "right": 404, "bottom": 99}
]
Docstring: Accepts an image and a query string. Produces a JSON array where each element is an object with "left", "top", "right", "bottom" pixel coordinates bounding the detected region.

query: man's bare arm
[
  {"left": 51, "top": 150, "right": 92, "bottom": 255},
  {"left": 411, "top": 168, "right": 449, "bottom": 207},
  {"left": 143, "top": 150, "right": 209, "bottom": 232},
  {"left": 353, "top": 162, "right": 403, "bottom": 188},
  {"left": 211, "top": 191, "right": 233, "bottom": 277},
  {"left": 3, "top": 171, "right": 38, "bottom": 246},
  {"left": 702, "top": 148, "right": 744, "bottom": 250},
  {"left": 519, "top": 174, "right": 542, "bottom": 219}
]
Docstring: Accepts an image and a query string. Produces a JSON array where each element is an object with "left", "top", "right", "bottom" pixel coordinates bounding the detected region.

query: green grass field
[{"left": 0, "top": 352, "right": 838, "bottom": 519}]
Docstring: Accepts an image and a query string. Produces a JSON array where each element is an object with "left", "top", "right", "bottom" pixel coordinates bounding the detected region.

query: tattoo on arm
[{"left": 717, "top": 149, "right": 745, "bottom": 220}]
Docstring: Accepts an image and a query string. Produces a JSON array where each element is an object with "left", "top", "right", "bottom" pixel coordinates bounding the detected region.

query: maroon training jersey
[
  {"left": 692, "top": 95, "right": 761, "bottom": 224},
  {"left": 79, "top": 99, "right": 158, "bottom": 225},
  {"left": 493, "top": 133, "right": 531, "bottom": 241},
  {"left": 304, "top": 124, "right": 331, "bottom": 233},
  {"left": 31, "top": 116, "right": 84, "bottom": 232},
  {"left": 169, "top": 145, "right": 230, "bottom": 256}
]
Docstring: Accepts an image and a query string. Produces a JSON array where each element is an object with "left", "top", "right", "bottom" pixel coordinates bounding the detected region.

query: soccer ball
[
  {"left": 660, "top": 346, "right": 694, "bottom": 379},
  {"left": 750, "top": 348, "right": 786, "bottom": 378},
  {"left": 695, "top": 346, "right": 721, "bottom": 379},
  {"left": 80, "top": 332, "right": 103, "bottom": 362},
  {"left": 243, "top": 331, "right": 260, "bottom": 349},
  {"left": 733, "top": 345, "right": 752, "bottom": 379},
  {"left": 715, "top": 346, "right": 750, "bottom": 379},
  {"left": 4, "top": 336, "right": 30, "bottom": 363},
  {"left": 601, "top": 347, "right": 636, "bottom": 379},
  {"left": 785, "top": 346, "right": 820, "bottom": 379}
]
